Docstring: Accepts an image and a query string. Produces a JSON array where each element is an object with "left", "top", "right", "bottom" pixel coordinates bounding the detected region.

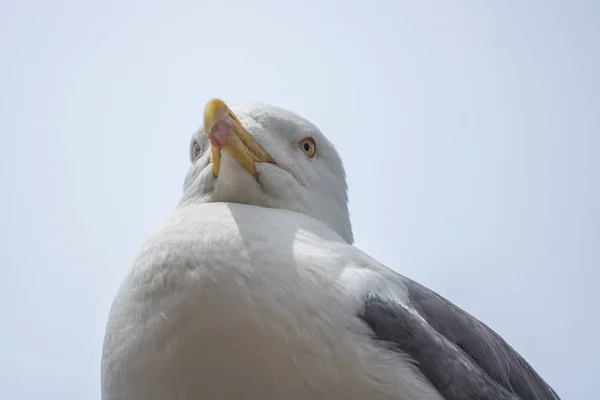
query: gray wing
[{"left": 358, "top": 277, "right": 561, "bottom": 400}]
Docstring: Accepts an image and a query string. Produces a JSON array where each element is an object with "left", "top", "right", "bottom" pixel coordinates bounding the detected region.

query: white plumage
[{"left": 102, "top": 203, "right": 441, "bottom": 399}]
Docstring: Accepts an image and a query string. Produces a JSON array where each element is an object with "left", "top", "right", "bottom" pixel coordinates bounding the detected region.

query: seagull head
[{"left": 180, "top": 98, "right": 353, "bottom": 243}]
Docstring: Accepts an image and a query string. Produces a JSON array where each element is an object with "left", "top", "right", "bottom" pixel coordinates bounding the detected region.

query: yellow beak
[{"left": 203, "top": 98, "right": 274, "bottom": 177}]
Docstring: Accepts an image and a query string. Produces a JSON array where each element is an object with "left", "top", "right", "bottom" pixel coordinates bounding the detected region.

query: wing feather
[{"left": 357, "top": 276, "right": 560, "bottom": 400}]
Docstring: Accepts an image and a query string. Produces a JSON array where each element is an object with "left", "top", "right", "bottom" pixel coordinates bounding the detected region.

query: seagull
[{"left": 101, "top": 98, "right": 560, "bottom": 400}]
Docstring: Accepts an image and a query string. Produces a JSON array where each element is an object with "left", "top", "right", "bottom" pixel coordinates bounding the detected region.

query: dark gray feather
[{"left": 358, "top": 278, "right": 560, "bottom": 400}]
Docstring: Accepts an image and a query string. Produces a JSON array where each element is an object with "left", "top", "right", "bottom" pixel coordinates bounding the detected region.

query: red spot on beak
[{"left": 208, "top": 120, "right": 230, "bottom": 148}]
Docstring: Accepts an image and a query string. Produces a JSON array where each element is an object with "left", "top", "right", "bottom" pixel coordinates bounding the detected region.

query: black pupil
[{"left": 303, "top": 142, "right": 311, "bottom": 151}]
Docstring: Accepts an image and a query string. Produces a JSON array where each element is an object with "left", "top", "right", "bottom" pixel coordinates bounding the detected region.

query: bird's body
[
  {"left": 102, "top": 99, "right": 559, "bottom": 400},
  {"left": 102, "top": 203, "right": 442, "bottom": 400}
]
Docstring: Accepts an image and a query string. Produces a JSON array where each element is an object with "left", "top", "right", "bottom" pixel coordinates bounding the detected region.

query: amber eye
[
  {"left": 298, "top": 137, "right": 317, "bottom": 158},
  {"left": 190, "top": 139, "right": 202, "bottom": 162}
]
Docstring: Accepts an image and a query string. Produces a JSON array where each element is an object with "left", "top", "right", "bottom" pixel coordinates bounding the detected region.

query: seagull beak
[{"left": 203, "top": 98, "right": 274, "bottom": 177}]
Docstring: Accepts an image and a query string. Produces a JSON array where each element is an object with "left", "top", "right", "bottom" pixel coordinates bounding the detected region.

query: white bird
[{"left": 101, "top": 99, "right": 560, "bottom": 400}]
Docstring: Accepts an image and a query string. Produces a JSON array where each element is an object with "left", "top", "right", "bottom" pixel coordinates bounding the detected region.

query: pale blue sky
[{"left": 1, "top": 1, "right": 598, "bottom": 399}]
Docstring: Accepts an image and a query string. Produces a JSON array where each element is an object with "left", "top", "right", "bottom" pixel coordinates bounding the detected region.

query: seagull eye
[
  {"left": 298, "top": 137, "right": 317, "bottom": 158},
  {"left": 190, "top": 139, "right": 202, "bottom": 162}
]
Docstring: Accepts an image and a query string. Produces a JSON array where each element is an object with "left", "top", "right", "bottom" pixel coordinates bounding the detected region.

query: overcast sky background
[{"left": 1, "top": 1, "right": 598, "bottom": 399}]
